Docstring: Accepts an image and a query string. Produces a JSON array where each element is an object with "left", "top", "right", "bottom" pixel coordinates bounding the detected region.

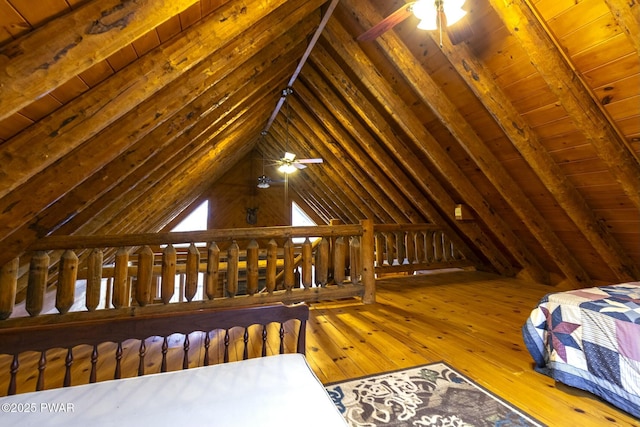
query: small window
[{"left": 172, "top": 200, "right": 208, "bottom": 232}]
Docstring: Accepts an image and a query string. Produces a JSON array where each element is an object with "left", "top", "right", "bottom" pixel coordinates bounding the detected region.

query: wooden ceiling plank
[
  {"left": 270, "top": 117, "right": 392, "bottom": 223},
  {"left": 435, "top": 16, "right": 639, "bottom": 281},
  {"left": 487, "top": 0, "right": 640, "bottom": 209},
  {"left": 0, "top": 0, "right": 292, "bottom": 201},
  {"left": 289, "top": 86, "right": 421, "bottom": 225},
  {"left": 308, "top": 41, "right": 505, "bottom": 273},
  {"left": 370, "top": 23, "right": 592, "bottom": 286},
  {"left": 324, "top": 17, "right": 547, "bottom": 282},
  {"left": 0, "top": 0, "right": 199, "bottom": 121}
]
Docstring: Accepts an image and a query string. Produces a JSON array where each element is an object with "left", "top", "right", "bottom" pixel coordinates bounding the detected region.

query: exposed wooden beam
[
  {"left": 435, "top": 22, "right": 640, "bottom": 282},
  {"left": 345, "top": 0, "right": 592, "bottom": 286},
  {"left": 0, "top": 0, "right": 296, "bottom": 199},
  {"left": 0, "top": 0, "right": 199, "bottom": 121},
  {"left": 289, "top": 88, "right": 423, "bottom": 224},
  {"left": 308, "top": 42, "right": 508, "bottom": 274},
  {"left": 603, "top": 0, "right": 640, "bottom": 54},
  {"left": 323, "top": 17, "right": 549, "bottom": 282},
  {"left": 0, "top": 0, "right": 323, "bottom": 266},
  {"left": 489, "top": 0, "right": 640, "bottom": 209}
]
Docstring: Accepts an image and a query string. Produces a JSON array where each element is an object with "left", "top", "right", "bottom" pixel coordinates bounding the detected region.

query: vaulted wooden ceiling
[{"left": 0, "top": 0, "right": 638, "bottom": 287}]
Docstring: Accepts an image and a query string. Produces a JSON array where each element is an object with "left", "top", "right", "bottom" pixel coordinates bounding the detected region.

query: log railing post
[
  {"left": 333, "top": 237, "right": 346, "bottom": 285},
  {"left": 161, "top": 245, "right": 176, "bottom": 304},
  {"left": 361, "top": 219, "right": 375, "bottom": 304},
  {"left": 26, "top": 251, "right": 49, "bottom": 317},
  {"left": 246, "top": 240, "right": 259, "bottom": 295},
  {"left": 86, "top": 249, "right": 103, "bottom": 311},
  {"left": 206, "top": 242, "right": 220, "bottom": 300},
  {"left": 113, "top": 248, "right": 129, "bottom": 309},
  {"left": 0, "top": 258, "right": 18, "bottom": 320},
  {"left": 185, "top": 243, "right": 199, "bottom": 302},
  {"left": 301, "top": 238, "right": 312, "bottom": 289},
  {"left": 315, "top": 237, "right": 329, "bottom": 287},
  {"left": 136, "top": 246, "right": 154, "bottom": 306},
  {"left": 56, "top": 249, "right": 78, "bottom": 314},
  {"left": 226, "top": 241, "right": 239, "bottom": 297},
  {"left": 266, "top": 239, "right": 278, "bottom": 293},
  {"left": 283, "top": 238, "right": 295, "bottom": 291}
]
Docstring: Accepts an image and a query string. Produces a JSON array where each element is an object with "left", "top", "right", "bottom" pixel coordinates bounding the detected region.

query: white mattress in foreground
[{"left": 0, "top": 353, "right": 348, "bottom": 427}]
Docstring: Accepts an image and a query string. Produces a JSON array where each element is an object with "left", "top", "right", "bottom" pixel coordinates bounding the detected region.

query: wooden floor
[
  {"left": 2, "top": 270, "right": 638, "bottom": 425},
  {"left": 305, "top": 270, "right": 639, "bottom": 427}
]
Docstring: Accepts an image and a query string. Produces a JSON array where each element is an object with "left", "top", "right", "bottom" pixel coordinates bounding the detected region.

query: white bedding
[{"left": 0, "top": 353, "right": 348, "bottom": 427}]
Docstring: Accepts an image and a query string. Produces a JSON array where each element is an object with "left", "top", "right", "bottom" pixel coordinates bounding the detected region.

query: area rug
[{"left": 325, "top": 362, "right": 545, "bottom": 427}]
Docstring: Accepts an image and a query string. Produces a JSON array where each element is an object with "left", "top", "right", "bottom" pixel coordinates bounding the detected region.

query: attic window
[
  {"left": 292, "top": 201, "right": 316, "bottom": 244},
  {"left": 172, "top": 200, "right": 208, "bottom": 232}
]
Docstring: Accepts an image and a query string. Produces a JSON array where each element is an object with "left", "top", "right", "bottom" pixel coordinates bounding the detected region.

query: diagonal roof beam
[
  {"left": 488, "top": 0, "right": 640, "bottom": 209},
  {"left": 0, "top": 0, "right": 199, "bottom": 121},
  {"left": 323, "top": 16, "right": 549, "bottom": 283},
  {"left": 345, "top": 0, "right": 592, "bottom": 286}
]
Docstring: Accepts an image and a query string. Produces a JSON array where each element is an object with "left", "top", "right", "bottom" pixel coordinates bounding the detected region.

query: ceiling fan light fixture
[
  {"left": 413, "top": 0, "right": 466, "bottom": 29},
  {"left": 257, "top": 175, "right": 271, "bottom": 188},
  {"left": 278, "top": 163, "right": 297, "bottom": 174}
]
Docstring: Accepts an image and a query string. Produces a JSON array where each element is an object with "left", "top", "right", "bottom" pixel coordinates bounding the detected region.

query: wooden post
[
  {"left": 334, "top": 237, "right": 346, "bottom": 285},
  {"left": 26, "top": 251, "right": 49, "bottom": 317},
  {"left": 283, "top": 238, "right": 295, "bottom": 291},
  {"left": 266, "top": 239, "right": 278, "bottom": 293},
  {"left": 161, "top": 245, "right": 176, "bottom": 304},
  {"left": 302, "top": 238, "right": 312, "bottom": 289},
  {"left": 246, "top": 240, "right": 259, "bottom": 295},
  {"left": 0, "top": 258, "right": 19, "bottom": 320},
  {"left": 113, "top": 247, "right": 129, "bottom": 309},
  {"left": 136, "top": 246, "right": 154, "bottom": 306},
  {"left": 56, "top": 249, "right": 78, "bottom": 314},
  {"left": 349, "top": 236, "right": 361, "bottom": 285},
  {"left": 227, "top": 241, "right": 239, "bottom": 297},
  {"left": 206, "top": 242, "right": 220, "bottom": 300},
  {"left": 315, "top": 237, "right": 329, "bottom": 287},
  {"left": 375, "top": 232, "right": 385, "bottom": 266},
  {"left": 185, "top": 243, "right": 199, "bottom": 302},
  {"left": 361, "top": 219, "right": 376, "bottom": 304},
  {"left": 86, "top": 249, "right": 103, "bottom": 311}
]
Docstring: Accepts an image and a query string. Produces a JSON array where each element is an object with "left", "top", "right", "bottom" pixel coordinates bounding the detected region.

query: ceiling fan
[
  {"left": 357, "top": 0, "right": 473, "bottom": 46},
  {"left": 276, "top": 151, "right": 323, "bottom": 174}
]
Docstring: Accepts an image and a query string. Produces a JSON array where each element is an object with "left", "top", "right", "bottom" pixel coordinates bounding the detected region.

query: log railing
[
  {"left": 0, "top": 220, "right": 375, "bottom": 322},
  {"left": 374, "top": 224, "right": 474, "bottom": 275}
]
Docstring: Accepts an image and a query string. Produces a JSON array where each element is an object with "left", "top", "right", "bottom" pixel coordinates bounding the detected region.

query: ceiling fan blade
[
  {"left": 295, "top": 158, "right": 323, "bottom": 164},
  {"left": 294, "top": 163, "right": 307, "bottom": 170},
  {"left": 357, "top": 1, "right": 416, "bottom": 42}
]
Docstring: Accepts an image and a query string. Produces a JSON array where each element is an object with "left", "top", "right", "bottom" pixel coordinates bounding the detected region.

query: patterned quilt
[{"left": 522, "top": 282, "right": 640, "bottom": 418}]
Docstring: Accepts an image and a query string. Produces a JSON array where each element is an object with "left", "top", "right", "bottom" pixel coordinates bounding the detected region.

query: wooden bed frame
[{"left": 0, "top": 303, "right": 309, "bottom": 396}]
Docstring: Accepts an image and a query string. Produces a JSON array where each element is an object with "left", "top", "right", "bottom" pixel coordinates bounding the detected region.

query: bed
[
  {"left": 0, "top": 303, "right": 348, "bottom": 426},
  {"left": 522, "top": 282, "right": 640, "bottom": 418}
]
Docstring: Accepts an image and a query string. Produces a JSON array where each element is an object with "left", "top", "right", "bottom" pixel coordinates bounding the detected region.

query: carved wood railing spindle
[
  {"left": 302, "top": 238, "right": 312, "bottom": 289},
  {"left": 183, "top": 334, "right": 190, "bottom": 369},
  {"left": 266, "top": 239, "right": 278, "bottom": 293},
  {"left": 375, "top": 233, "right": 385, "bottom": 266},
  {"left": 161, "top": 244, "right": 176, "bottom": 304},
  {"left": 206, "top": 242, "right": 220, "bottom": 300},
  {"left": 261, "top": 325, "right": 267, "bottom": 357},
  {"left": 0, "top": 258, "right": 18, "bottom": 320},
  {"left": 416, "top": 231, "right": 426, "bottom": 263},
  {"left": 26, "top": 251, "right": 49, "bottom": 317},
  {"left": 161, "top": 337, "right": 168, "bottom": 372},
  {"left": 334, "top": 237, "right": 346, "bottom": 285},
  {"left": 385, "top": 232, "right": 395, "bottom": 265},
  {"left": 56, "top": 249, "right": 78, "bottom": 314},
  {"left": 315, "top": 237, "right": 329, "bottom": 286},
  {"left": 185, "top": 243, "right": 199, "bottom": 302},
  {"left": 113, "top": 248, "right": 129, "bottom": 308},
  {"left": 86, "top": 249, "right": 103, "bottom": 311},
  {"left": 434, "top": 231, "right": 444, "bottom": 262},
  {"left": 138, "top": 339, "right": 146, "bottom": 376},
  {"left": 406, "top": 231, "right": 417, "bottom": 264},
  {"left": 226, "top": 241, "right": 239, "bottom": 297},
  {"left": 243, "top": 328, "right": 249, "bottom": 360},
  {"left": 396, "top": 232, "right": 406, "bottom": 264},
  {"left": 349, "top": 236, "right": 361, "bottom": 285},
  {"left": 278, "top": 323, "right": 285, "bottom": 354},
  {"left": 223, "top": 329, "right": 230, "bottom": 363},
  {"left": 36, "top": 351, "right": 46, "bottom": 391},
  {"left": 204, "top": 332, "right": 211, "bottom": 366},
  {"left": 425, "top": 230, "right": 435, "bottom": 262},
  {"left": 136, "top": 246, "right": 154, "bottom": 306},
  {"left": 246, "top": 240, "right": 259, "bottom": 295},
  {"left": 115, "top": 342, "right": 123, "bottom": 379},
  {"left": 283, "top": 238, "right": 295, "bottom": 291},
  {"left": 104, "top": 277, "right": 113, "bottom": 309},
  {"left": 9, "top": 354, "right": 18, "bottom": 395},
  {"left": 90, "top": 345, "right": 98, "bottom": 383},
  {"left": 63, "top": 348, "right": 73, "bottom": 387}
]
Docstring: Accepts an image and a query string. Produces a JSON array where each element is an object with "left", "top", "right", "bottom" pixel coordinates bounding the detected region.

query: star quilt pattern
[{"left": 522, "top": 282, "right": 640, "bottom": 418}]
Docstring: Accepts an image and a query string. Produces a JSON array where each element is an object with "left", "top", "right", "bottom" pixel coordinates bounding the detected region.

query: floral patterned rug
[{"left": 325, "top": 362, "right": 545, "bottom": 427}]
